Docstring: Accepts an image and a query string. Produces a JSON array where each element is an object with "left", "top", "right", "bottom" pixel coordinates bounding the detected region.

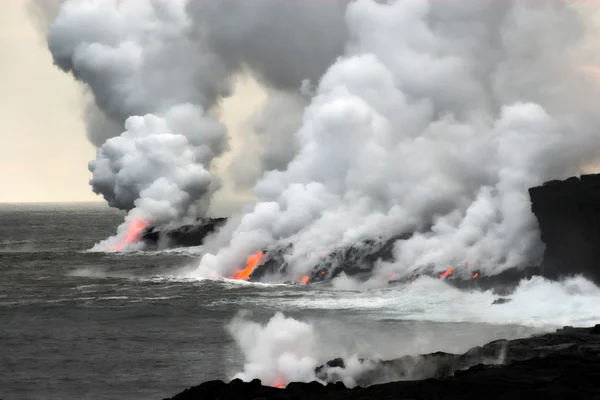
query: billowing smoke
[
  {"left": 228, "top": 312, "right": 376, "bottom": 388},
  {"left": 45, "top": 0, "right": 348, "bottom": 249},
  {"left": 197, "top": 0, "right": 600, "bottom": 279},
  {"left": 47, "top": 0, "right": 231, "bottom": 247},
  {"left": 45, "top": 0, "right": 600, "bottom": 264},
  {"left": 227, "top": 90, "right": 308, "bottom": 192},
  {"left": 228, "top": 312, "right": 319, "bottom": 387}
]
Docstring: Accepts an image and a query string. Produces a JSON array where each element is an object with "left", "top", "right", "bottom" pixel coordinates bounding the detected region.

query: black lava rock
[
  {"left": 142, "top": 218, "right": 226, "bottom": 248},
  {"left": 165, "top": 325, "right": 600, "bottom": 400},
  {"left": 529, "top": 174, "right": 600, "bottom": 286}
]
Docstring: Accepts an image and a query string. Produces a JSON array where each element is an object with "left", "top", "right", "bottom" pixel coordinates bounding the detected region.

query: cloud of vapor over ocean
[
  {"left": 45, "top": 0, "right": 348, "bottom": 248},
  {"left": 45, "top": 0, "right": 600, "bottom": 273},
  {"left": 196, "top": 0, "right": 600, "bottom": 280}
]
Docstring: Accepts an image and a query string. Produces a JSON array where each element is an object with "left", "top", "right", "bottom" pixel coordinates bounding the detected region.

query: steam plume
[
  {"left": 46, "top": 0, "right": 348, "bottom": 248},
  {"left": 228, "top": 312, "right": 375, "bottom": 388},
  {"left": 228, "top": 312, "right": 319, "bottom": 387},
  {"left": 198, "top": 0, "right": 600, "bottom": 279}
]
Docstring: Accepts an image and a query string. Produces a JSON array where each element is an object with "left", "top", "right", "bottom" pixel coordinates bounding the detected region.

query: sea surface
[{"left": 2, "top": 203, "right": 600, "bottom": 400}]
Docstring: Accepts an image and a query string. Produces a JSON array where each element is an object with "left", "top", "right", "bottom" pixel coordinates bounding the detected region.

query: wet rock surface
[{"left": 165, "top": 325, "right": 600, "bottom": 400}]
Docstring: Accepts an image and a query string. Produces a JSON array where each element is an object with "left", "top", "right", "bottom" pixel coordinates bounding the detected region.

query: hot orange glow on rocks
[
  {"left": 112, "top": 219, "right": 148, "bottom": 251},
  {"left": 439, "top": 267, "right": 455, "bottom": 279},
  {"left": 272, "top": 377, "right": 286, "bottom": 388},
  {"left": 231, "top": 251, "right": 264, "bottom": 281}
]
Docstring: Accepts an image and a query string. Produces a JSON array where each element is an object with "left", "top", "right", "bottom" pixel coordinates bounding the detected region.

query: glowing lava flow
[
  {"left": 231, "top": 251, "right": 264, "bottom": 280},
  {"left": 472, "top": 272, "right": 479, "bottom": 279},
  {"left": 272, "top": 377, "right": 286, "bottom": 388},
  {"left": 271, "top": 376, "right": 287, "bottom": 389},
  {"left": 439, "top": 267, "right": 455, "bottom": 279},
  {"left": 300, "top": 276, "right": 310, "bottom": 284},
  {"left": 112, "top": 219, "right": 148, "bottom": 251}
]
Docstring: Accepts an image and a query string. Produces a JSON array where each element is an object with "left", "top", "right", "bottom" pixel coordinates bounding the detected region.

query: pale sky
[
  {"left": 0, "top": 0, "right": 266, "bottom": 204},
  {"left": 0, "top": 0, "right": 98, "bottom": 202}
]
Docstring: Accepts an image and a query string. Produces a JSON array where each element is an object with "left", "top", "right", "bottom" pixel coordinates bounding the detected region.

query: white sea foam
[{"left": 272, "top": 276, "right": 600, "bottom": 328}]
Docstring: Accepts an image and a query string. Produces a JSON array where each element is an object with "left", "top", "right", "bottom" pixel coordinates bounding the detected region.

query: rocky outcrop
[
  {"left": 248, "top": 233, "right": 411, "bottom": 283},
  {"left": 529, "top": 174, "right": 600, "bottom": 285},
  {"left": 165, "top": 324, "right": 600, "bottom": 400},
  {"left": 141, "top": 218, "right": 226, "bottom": 248}
]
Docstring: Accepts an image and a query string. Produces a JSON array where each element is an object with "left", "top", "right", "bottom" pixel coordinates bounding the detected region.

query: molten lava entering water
[
  {"left": 472, "top": 272, "right": 479, "bottom": 279},
  {"left": 272, "top": 377, "right": 286, "bottom": 388},
  {"left": 300, "top": 275, "right": 309, "bottom": 284},
  {"left": 439, "top": 267, "right": 455, "bottom": 279},
  {"left": 112, "top": 219, "right": 148, "bottom": 251},
  {"left": 231, "top": 251, "right": 264, "bottom": 280}
]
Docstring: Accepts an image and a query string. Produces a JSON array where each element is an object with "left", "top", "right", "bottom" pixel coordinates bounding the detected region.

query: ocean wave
[{"left": 272, "top": 275, "right": 600, "bottom": 328}]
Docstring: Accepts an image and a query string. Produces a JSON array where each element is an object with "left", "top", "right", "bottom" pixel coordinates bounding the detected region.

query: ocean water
[{"left": 1, "top": 203, "right": 599, "bottom": 400}]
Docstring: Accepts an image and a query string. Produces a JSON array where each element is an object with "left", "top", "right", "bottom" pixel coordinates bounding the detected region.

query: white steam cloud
[
  {"left": 197, "top": 0, "right": 600, "bottom": 280},
  {"left": 46, "top": 0, "right": 347, "bottom": 248},
  {"left": 46, "top": 0, "right": 600, "bottom": 266},
  {"left": 228, "top": 312, "right": 375, "bottom": 388},
  {"left": 228, "top": 312, "right": 319, "bottom": 387},
  {"left": 47, "top": 0, "right": 231, "bottom": 246}
]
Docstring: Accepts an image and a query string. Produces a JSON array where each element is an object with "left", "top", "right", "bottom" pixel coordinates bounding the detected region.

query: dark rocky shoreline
[
  {"left": 165, "top": 324, "right": 600, "bottom": 400},
  {"left": 155, "top": 175, "right": 600, "bottom": 399},
  {"left": 141, "top": 173, "right": 600, "bottom": 289}
]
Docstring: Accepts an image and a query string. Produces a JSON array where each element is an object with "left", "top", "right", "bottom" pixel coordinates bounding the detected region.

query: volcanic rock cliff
[{"left": 529, "top": 174, "right": 600, "bottom": 286}]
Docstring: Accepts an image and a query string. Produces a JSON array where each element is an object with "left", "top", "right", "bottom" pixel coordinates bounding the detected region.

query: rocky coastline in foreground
[{"left": 165, "top": 324, "right": 600, "bottom": 400}]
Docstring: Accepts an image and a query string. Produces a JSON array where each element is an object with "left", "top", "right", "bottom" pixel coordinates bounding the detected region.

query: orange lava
[
  {"left": 231, "top": 251, "right": 264, "bottom": 280},
  {"left": 272, "top": 377, "right": 286, "bottom": 388},
  {"left": 301, "top": 275, "right": 310, "bottom": 284},
  {"left": 112, "top": 219, "right": 148, "bottom": 251},
  {"left": 472, "top": 272, "right": 479, "bottom": 279},
  {"left": 439, "top": 267, "right": 455, "bottom": 279}
]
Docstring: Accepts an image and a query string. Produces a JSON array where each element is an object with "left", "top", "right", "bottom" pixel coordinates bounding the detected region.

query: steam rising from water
[
  {"left": 198, "top": 0, "right": 600, "bottom": 280},
  {"left": 46, "top": 0, "right": 347, "bottom": 249},
  {"left": 228, "top": 312, "right": 319, "bottom": 387},
  {"left": 48, "top": 0, "right": 230, "bottom": 245},
  {"left": 228, "top": 311, "right": 383, "bottom": 388},
  {"left": 46, "top": 0, "right": 600, "bottom": 279}
]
